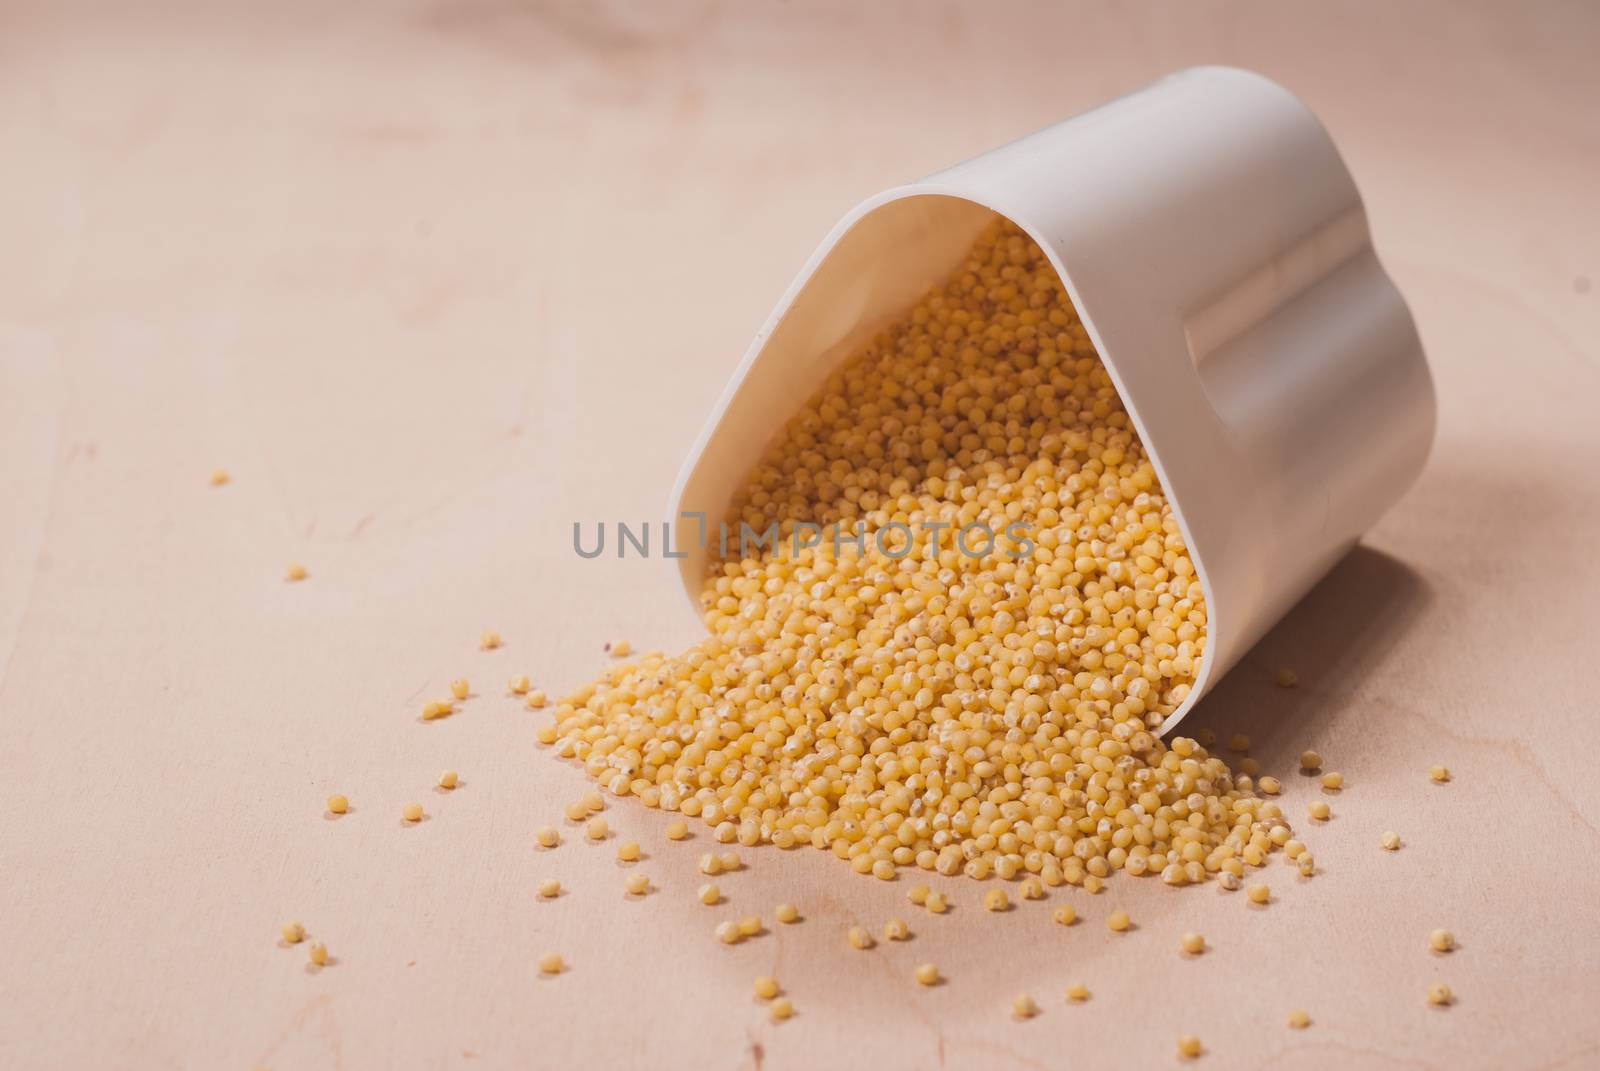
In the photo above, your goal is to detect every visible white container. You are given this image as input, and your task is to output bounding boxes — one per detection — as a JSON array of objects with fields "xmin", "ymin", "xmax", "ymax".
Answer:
[{"xmin": 668, "ymin": 66, "xmax": 1434, "ymax": 733}]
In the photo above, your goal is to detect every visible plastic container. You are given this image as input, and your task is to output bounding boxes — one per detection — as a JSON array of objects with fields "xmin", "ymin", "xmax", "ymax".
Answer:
[{"xmin": 668, "ymin": 66, "xmax": 1434, "ymax": 733}]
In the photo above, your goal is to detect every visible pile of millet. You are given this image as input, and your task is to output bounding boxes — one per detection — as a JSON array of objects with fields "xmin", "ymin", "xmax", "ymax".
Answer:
[{"xmin": 542, "ymin": 218, "xmax": 1284, "ymax": 889}]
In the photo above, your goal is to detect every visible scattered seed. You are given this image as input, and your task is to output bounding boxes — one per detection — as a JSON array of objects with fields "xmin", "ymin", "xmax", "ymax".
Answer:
[
  {"xmin": 1178, "ymin": 1035, "xmax": 1202, "ymax": 1059},
  {"xmin": 1321, "ymin": 771, "xmax": 1343, "ymax": 790},
  {"xmin": 625, "ymin": 873, "xmax": 650, "ymax": 896},
  {"xmin": 665, "ymin": 819, "xmax": 689, "ymax": 841},
  {"xmin": 769, "ymin": 997, "xmax": 793, "ymax": 1022},
  {"xmin": 449, "ymin": 678, "xmax": 469, "ymax": 701},
  {"xmin": 1429, "ymin": 929, "xmax": 1455, "ymax": 953},
  {"xmin": 526, "ymin": 690, "xmax": 548, "ymax": 709},
  {"xmin": 754, "ymin": 976, "xmax": 780, "ymax": 1001},
  {"xmin": 984, "ymin": 889, "xmax": 1010, "ymax": 912},
  {"xmin": 509, "ymin": 675, "xmax": 530, "ymax": 695},
  {"xmin": 1308, "ymin": 801, "xmax": 1330, "ymax": 821},
  {"xmin": 697, "ymin": 883, "xmax": 721, "ymax": 905},
  {"xmin": 281, "ymin": 922, "xmax": 305, "ymax": 944},
  {"xmin": 285, "ymin": 563, "xmax": 307, "ymax": 582},
  {"xmin": 1288, "ymin": 1009, "xmax": 1311, "ymax": 1029},
  {"xmin": 1381, "ymin": 831, "xmax": 1401, "ymax": 851},
  {"xmin": 479, "ymin": 630, "xmax": 501, "ymax": 650},
  {"xmin": 326, "ymin": 795, "xmax": 348, "ymax": 815},
  {"xmin": 402, "ymin": 803, "xmax": 423, "ymax": 823},
  {"xmin": 1247, "ymin": 883, "xmax": 1270, "ymax": 905},
  {"xmin": 1066, "ymin": 983, "xmax": 1090, "ymax": 1003},
  {"xmin": 1053, "ymin": 905, "xmax": 1077, "ymax": 926},
  {"xmin": 209, "ymin": 469, "xmax": 230, "ymax": 486},
  {"xmin": 1012, "ymin": 994, "xmax": 1038, "ymax": 1020},
  {"xmin": 539, "ymin": 879, "xmax": 560, "ymax": 898},
  {"xmin": 538, "ymin": 953, "xmax": 563, "ymax": 975},
  {"xmin": 1107, "ymin": 910, "xmax": 1131, "ymax": 933},
  {"xmin": 775, "ymin": 902, "xmax": 799, "ymax": 923},
  {"xmin": 536, "ymin": 826, "xmax": 560, "ymax": 848},
  {"xmin": 1227, "ymin": 734, "xmax": 1250, "ymax": 753},
  {"xmin": 1427, "ymin": 982, "xmax": 1453, "ymax": 1006},
  {"xmin": 1299, "ymin": 750, "xmax": 1322, "ymax": 772},
  {"xmin": 848, "ymin": 926, "xmax": 873, "ymax": 950},
  {"xmin": 617, "ymin": 840, "xmax": 640, "ymax": 862},
  {"xmin": 1180, "ymin": 932, "xmax": 1205, "ymax": 955},
  {"xmin": 308, "ymin": 942, "xmax": 328, "ymax": 966},
  {"xmin": 610, "ymin": 640, "xmax": 632, "ymax": 658},
  {"xmin": 1258, "ymin": 776, "xmax": 1282, "ymax": 795},
  {"xmin": 1430, "ymin": 765, "xmax": 1451, "ymax": 783},
  {"xmin": 914, "ymin": 963, "xmax": 940, "ymax": 986},
  {"xmin": 438, "ymin": 770, "xmax": 458, "ymax": 790},
  {"xmin": 586, "ymin": 817, "xmax": 608, "ymax": 840},
  {"xmin": 884, "ymin": 918, "xmax": 910, "ymax": 941},
  {"xmin": 737, "ymin": 915, "xmax": 761, "ymax": 937},
  {"xmin": 925, "ymin": 891, "xmax": 949, "ymax": 914}
]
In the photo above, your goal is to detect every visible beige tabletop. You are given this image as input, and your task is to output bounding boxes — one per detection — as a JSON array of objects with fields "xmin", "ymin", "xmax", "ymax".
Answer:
[{"xmin": 3, "ymin": 2, "xmax": 1598, "ymax": 1069}]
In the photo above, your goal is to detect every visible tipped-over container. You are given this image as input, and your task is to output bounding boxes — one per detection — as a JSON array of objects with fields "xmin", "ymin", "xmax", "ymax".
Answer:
[{"xmin": 668, "ymin": 66, "xmax": 1434, "ymax": 733}]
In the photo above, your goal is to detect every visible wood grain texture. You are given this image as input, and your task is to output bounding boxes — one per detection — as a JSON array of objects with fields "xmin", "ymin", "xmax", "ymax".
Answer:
[{"xmin": 2, "ymin": 2, "xmax": 1598, "ymax": 1068}]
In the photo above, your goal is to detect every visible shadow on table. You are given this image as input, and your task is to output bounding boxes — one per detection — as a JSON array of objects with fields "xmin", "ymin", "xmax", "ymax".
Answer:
[{"xmin": 1178, "ymin": 543, "xmax": 1434, "ymax": 772}]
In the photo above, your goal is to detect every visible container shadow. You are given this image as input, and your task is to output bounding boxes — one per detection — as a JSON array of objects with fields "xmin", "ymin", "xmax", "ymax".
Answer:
[{"xmin": 1178, "ymin": 544, "xmax": 1434, "ymax": 772}]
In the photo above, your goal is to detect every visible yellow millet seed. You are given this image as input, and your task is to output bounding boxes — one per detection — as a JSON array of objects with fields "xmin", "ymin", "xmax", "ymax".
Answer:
[
  {"xmin": 1288, "ymin": 1009, "xmax": 1311, "ymax": 1029},
  {"xmin": 1427, "ymin": 982, "xmax": 1453, "ymax": 1006},
  {"xmin": 209, "ymin": 469, "xmax": 230, "ymax": 486},
  {"xmin": 1107, "ymin": 910, "xmax": 1131, "ymax": 933},
  {"xmin": 624, "ymin": 873, "xmax": 650, "ymax": 895},
  {"xmin": 438, "ymin": 770, "xmax": 458, "ymax": 790},
  {"xmin": 1430, "ymin": 765, "xmax": 1451, "ymax": 783},
  {"xmin": 698, "ymin": 884, "xmax": 721, "ymax": 905},
  {"xmin": 1180, "ymin": 932, "xmax": 1205, "ymax": 955},
  {"xmin": 402, "ymin": 803, "xmax": 423, "ymax": 823},
  {"xmin": 908, "ymin": 884, "xmax": 930, "ymax": 906},
  {"xmin": 479, "ymin": 630, "xmax": 501, "ymax": 650},
  {"xmin": 1052, "ymin": 905, "xmax": 1077, "ymax": 926},
  {"xmin": 308, "ymin": 942, "xmax": 328, "ymax": 966},
  {"xmin": 1308, "ymin": 801, "xmax": 1330, "ymax": 821},
  {"xmin": 984, "ymin": 889, "xmax": 1010, "ymax": 913},
  {"xmin": 610, "ymin": 640, "xmax": 632, "ymax": 658},
  {"xmin": 715, "ymin": 921, "xmax": 741, "ymax": 945},
  {"xmin": 550, "ymin": 220, "xmax": 1241, "ymax": 889},
  {"xmin": 1012, "ymin": 994, "xmax": 1038, "ymax": 1020},
  {"xmin": 326, "ymin": 795, "xmax": 348, "ymax": 815},
  {"xmin": 1381, "ymin": 831, "xmax": 1402, "ymax": 851},
  {"xmin": 538, "ymin": 879, "xmax": 560, "ymax": 898},
  {"xmin": 1177, "ymin": 1035, "xmax": 1202, "ymax": 1059},
  {"xmin": 1429, "ymin": 929, "xmax": 1455, "ymax": 953},
  {"xmin": 422, "ymin": 700, "xmax": 452, "ymax": 720},
  {"xmin": 1019, "ymin": 877, "xmax": 1044, "ymax": 900},
  {"xmin": 585, "ymin": 817, "xmax": 608, "ymax": 840},
  {"xmin": 583, "ymin": 791, "xmax": 605, "ymax": 813},
  {"xmin": 914, "ymin": 963, "xmax": 940, "ymax": 986},
  {"xmin": 698, "ymin": 853, "xmax": 721, "ymax": 876},
  {"xmin": 1321, "ymin": 771, "xmax": 1343, "ymax": 790},
  {"xmin": 1247, "ymin": 883, "xmax": 1270, "ymax": 904},
  {"xmin": 769, "ymin": 997, "xmax": 793, "ymax": 1022},
  {"xmin": 1066, "ymin": 983, "xmax": 1090, "ymax": 1003},
  {"xmin": 1258, "ymin": 776, "xmax": 1282, "ymax": 795},
  {"xmin": 754, "ymin": 976, "xmax": 780, "ymax": 1001},
  {"xmin": 848, "ymin": 926, "xmax": 874, "ymax": 950},
  {"xmin": 665, "ymin": 819, "xmax": 689, "ymax": 841},
  {"xmin": 884, "ymin": 918, "xmax": 911, "ymax": 941},
  {"xmin": 736, "ymin": 915, "xmax": 761, "ymax": 937},
  {"xmin": 538, "ymin": 952, "xmax": 563, "ymax": 975},
  {"xmin": 281, "ymin": 922, "xmax": 305, "ymax": 944},
  {"xmin": 925, "ymin": 891, "xmax": 949, "ymax": 914},
  {"xmin": 775, "ymin": 902, "xmax": 799, "ymax": 923},
  {"xmin": 449, "ymin": 678, "xmax": 469, "ymax": 701},
  {"xmin": 285, "ymin": 562, "xmax": 307, "ymax": 582},
  {"xmin": 526, "ymin": 690, "xmax": 548, "ymax": 709},
  {"xmin": 509, "ymin": 675, "xmax": 530, "ymax": 695},
  {"xmin": 536, "ymin": 826, "xmax": 560, "ymax": 848},
  {"xmin": 564, "ymin": 801, "xmax": 588, "ymax": 823},
  {"xmin": 617, "ymin": 840, "xmax": 641, "ymax": 862},
  {"xmin": 1299, "ymin": 750, "xmax": 1322, "ymax": 772}
]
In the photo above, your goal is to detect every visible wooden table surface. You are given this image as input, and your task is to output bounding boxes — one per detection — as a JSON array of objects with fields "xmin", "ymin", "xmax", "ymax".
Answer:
[{"xmin": 3, "ymin": 2, "xmax": 1598, "ymax": 1068}]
